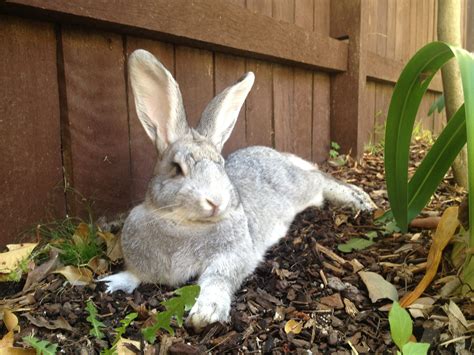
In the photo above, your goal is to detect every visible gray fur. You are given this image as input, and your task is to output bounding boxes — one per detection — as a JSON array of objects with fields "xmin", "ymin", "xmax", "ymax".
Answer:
[{"xmin": 100, "ymin": 50, "xmax": 377, "ymax": 331}]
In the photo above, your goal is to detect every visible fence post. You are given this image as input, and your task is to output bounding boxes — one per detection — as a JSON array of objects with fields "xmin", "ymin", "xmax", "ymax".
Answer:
[{"xmin": 329, "ymin": 0, "xmax": 369, "ymax": 157}]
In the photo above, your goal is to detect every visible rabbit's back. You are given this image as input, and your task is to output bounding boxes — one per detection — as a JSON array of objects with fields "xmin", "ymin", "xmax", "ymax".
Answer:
[{"xmin": 225, "ymin": 146, "xmax": 325, "ymax": 251}]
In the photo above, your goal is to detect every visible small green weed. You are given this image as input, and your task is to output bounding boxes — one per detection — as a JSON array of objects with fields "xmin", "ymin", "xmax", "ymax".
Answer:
[
  {"xmin": 37, "ymin": 217, "xmax": 104, "ymax": 266},
  {"xmin": 101, "ymin": 312, "xmax": 138, "ymax": 355},
  {"xmin": 337, "ymin": 217, "xmax": 400, "ymax": 253},
  {"xmin": 86, "ymin": 299, "xmax": 106, "ymax": 340},
  {"xmin": 389, "ymin": 302, "xmax": 430, "ymax": 355},
  {"xmin": 23, "ymin": 335, "xmax": 58, "ymax": 355},
  {"xmin": 328, "ymin": 141, "xmax": 347, "ymax": 166},
  {"xmin": 142, "ymin": 284, "xmax": 200, "ymax": 343}
]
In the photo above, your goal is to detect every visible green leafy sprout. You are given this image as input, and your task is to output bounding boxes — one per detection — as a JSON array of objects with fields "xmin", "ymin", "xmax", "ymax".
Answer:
[
  {"xmin": 101, "ymin": 312, "xmax": 138, "ymax": 355},
  {"xmin": 23, "ymin": 335, "xmax": 58, "ymax": 355},
  {"xmin": 86, "ymin": 299, "xmax": 107, "ymax": 340},
  {"xmin": 142, "ymin": 284, "xmax": 200, "ymax": 343},
  {"xmin": 389, "ymin": 302, "xmax": 430, "ymax": 355}
]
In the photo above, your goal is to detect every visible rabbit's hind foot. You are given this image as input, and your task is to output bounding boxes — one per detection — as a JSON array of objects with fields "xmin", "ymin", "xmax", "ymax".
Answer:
[{"xmin": 98, "ymin": 271, "xmax": 141, "ymax": 294}]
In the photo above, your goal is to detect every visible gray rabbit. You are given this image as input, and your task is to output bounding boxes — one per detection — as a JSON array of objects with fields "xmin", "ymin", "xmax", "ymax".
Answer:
[{"xmin": 100, "ymin": 49, "xmax": 376, "ymax": 331}]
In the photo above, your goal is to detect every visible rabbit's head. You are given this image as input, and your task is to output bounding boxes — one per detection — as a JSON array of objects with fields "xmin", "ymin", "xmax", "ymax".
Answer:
[{"xmin": 129, "ymin": 50, "xmax": 254, "ymax": 223}]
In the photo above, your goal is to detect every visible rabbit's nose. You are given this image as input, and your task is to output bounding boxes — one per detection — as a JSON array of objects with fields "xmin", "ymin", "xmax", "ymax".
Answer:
[{"xmin": 205, "ymin": 198, "xmax": 220, "ymax": 216}]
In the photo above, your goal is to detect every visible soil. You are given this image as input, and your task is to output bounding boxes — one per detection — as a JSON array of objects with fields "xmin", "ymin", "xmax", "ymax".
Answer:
[{"xmin": 1, "ymin": 138, "xmax": 472, "ymax": 354}]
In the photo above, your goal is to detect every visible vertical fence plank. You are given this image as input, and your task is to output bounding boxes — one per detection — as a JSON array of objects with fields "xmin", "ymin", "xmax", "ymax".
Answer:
[
  {"xmin": 61, "ymin": 26, "xmax": 131, "ymax": 217},
  {"xmin": 367, "ymin": 0, "xmax": 377, "ymax": 52},
  {"xmin": 125, "ymin": 37, "xmax": 174, "ymax": 204},
  {"xmin": 175, "ymin": 46, "xmax": 214, "ymax": 128},
  {"xmin": 246, "ymin": 0, "xmax": 273, "ymax": 149},
  {"xmin": 294, "ymin": 0, "xmax": 314, "ymax": 160},
  {"xmin": 330, "ymin": 0, "xmax": 369, "ymax": 157},
  {"xmin": 215, "ymin": 53, "xmax": 247, "ymax": 157},
  {"xmin": 314, "ymin": 0, "xmax": 330, "ymax": 35},
  {"xmin": 273, "ymin": 0, "xmax": 295, "ymax": 154},
  {"xmin": 245, "ymin": 59, "xmax": 273, "ymax": 148},
  {"xmin": 386, "ymin": 0, "xmax": 396, "ymax": 59},
  {"xmin": 312, "ymin": 0, "xmax": 331, "ymax": 162},
  {"xmin": 312, "ymin": 73, "xmax": 330, "ymax": 162},
  {"xmin": 0, "ymin": 16, "xmax": 65, "ymax": 245}
]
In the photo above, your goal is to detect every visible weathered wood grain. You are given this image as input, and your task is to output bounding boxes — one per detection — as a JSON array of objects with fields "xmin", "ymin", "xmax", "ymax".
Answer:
[
  {"xmin": 245, "ymin": 59, "xmax": 273, "ymax": 148},
  {"xmin": 312, "ymin": 73, "xmax": 330, "ymax": 162},
  {"xmin": 175, "ymin": 46, "xmax": 214, "ymax": 128},
  {"xmin": 2, "ymin": 0, "xmax": 348, "ymax": 72},
  {"xmin": 61, "ymin": 26, "xmax": 131, "ymax": 216},
  {"xmin": 0, "ymin": 15, "xmax": 65, "ymax": 245}
]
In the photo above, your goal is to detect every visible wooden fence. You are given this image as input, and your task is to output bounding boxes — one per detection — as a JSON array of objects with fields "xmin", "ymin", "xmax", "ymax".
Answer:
[{"xmin": 0, "ymin": 0, "xmax": 471, "ymax": 245}]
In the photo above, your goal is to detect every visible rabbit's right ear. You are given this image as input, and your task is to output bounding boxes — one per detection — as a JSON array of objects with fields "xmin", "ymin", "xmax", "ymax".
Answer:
[{"xmin": 128, "ymin": 49, "xmax": 189, "ymax": 153}]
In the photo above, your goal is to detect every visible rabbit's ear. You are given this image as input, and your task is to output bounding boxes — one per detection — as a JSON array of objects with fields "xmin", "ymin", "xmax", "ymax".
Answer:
[
  {"xmin": 129, "ymin": 49, "xmax": 189, "ymax": 153},
  {"xmin": 197, "ymin": 72, "xmax": 255, "ymax": 152}
]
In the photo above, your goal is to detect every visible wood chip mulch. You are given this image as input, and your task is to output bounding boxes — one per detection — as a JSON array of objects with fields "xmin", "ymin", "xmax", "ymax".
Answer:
[{"xmin": 1, "ymin": 138, "xmax": 472, "ymax": 354}]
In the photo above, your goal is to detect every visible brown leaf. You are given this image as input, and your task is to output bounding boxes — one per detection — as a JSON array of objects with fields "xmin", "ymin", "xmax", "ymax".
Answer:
[
  {"xmin": 358, "ymin": 271, "xmax": 398, "ymax": 303},
  {"xmin": 54, "ymin": 265, "xmax": 93, "ymax": 286},
  {"xmin": 98, "ymin": 231, "xmax": 123, "ymax": 262},
  {"xmin": 0, "ymin": 330, "xmax": 14, "ymax": 348},
  {"xmin": 0, "ymin": 243, "xmax": 37, "ymax": 274},
  {"xmin": 2, "ymin": 309, "xmax": 19, "ymax": 332},
  {"xmin": 87, "ymin": 256, "xmax": 109, "ymax": 275},
  {"xmin": 116, "ymin": 338, "xmax": 141, "ymax": 354},
  {"xmin": 400, "ymin": 207, "xmax": 459, "ymax": 307},
  {"xmin": 22, "ymin": 313, "xmax": 74, "ymax": 332},
  {"xmin": 23, "ymin": 249, "xmax": 60, "ymax": 291},
  {"xmin": 284, "ymin": 319, "xmax": 302, "ymax": 334}
]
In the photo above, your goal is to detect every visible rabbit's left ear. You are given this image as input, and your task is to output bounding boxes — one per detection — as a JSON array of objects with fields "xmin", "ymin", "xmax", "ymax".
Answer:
[{"xmin": 197, "ymin": 72, "xmax": 255, "ymax": 152}]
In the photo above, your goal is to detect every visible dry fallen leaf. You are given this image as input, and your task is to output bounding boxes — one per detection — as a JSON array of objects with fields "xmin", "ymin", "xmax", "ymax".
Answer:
[
  {"xmin": 98, "ymin": 231, "xmax": 123, "ymax": 262},
  {"xmin": 54, "ymin": 265, "xmax": 93, "ymax": 286},
  {"xmin": 0, "ymin": 243, "xmax": 37, "ymax": 274},
  {"xmin": 1, "ymin": 309, "xmax": 19, "ymax": 332},
  {"xmin": 0, "ymin": 329, "xmax": 34, "ymax": 354},
  {"xmin": 22, "ymin": 313, "xmax": 74, "ymax": 332},
  {"xmin": 88, "ymin": 256, "xmax": 109, "ymax": 275},
  {"xmin": 400, "ymin": 207, "xmax": 459, "ymax": 307},
  {"xmin": 0, "ymin": 330, "xmax": 14, "ymax": 348},
  {"xmin": 116, "ymin": 338, "xmax": 141, "ymax": 354},
  {"xmin": 358, "ymin": 271, "xmax": 398, "ymax": 303},
  {"xmin": 284, "ymin": 319, "xmax": 302, "ymax": 334},
  {"xmin": 23, "ymin": 249, "xmax": 60, "ymax": 291}
]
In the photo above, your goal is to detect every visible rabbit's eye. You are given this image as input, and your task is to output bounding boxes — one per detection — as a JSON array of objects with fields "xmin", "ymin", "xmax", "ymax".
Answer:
[{"xmin": 171, "ymin": 162, "xmax": 183, "ymax": 176}]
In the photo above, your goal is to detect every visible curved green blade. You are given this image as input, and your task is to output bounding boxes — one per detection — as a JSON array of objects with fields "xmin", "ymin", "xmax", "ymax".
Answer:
[{"xmin": 384, "ymin": 42, "xmax": 474, "ymax": 241}]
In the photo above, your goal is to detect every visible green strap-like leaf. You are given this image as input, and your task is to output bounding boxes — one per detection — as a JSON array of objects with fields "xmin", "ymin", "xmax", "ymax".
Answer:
[{"xmin": 384, "ymin": 42, "xmax": 474, "ymax": 244}]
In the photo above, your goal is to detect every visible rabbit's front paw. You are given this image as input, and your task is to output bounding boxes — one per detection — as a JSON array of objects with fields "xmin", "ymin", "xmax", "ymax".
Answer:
[
  {"xmin": 98, "ymin": 271, "xmax": 140, "ymax": 293},
  {"xmin": 186, "ymin": 292, "xmax": 231, "ymax": 331}
]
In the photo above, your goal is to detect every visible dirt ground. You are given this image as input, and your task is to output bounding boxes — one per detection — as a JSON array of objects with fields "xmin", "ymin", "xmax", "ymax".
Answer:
[{"xmin": 1, "ymin": 138, "xmax": 472, "ymax": 354}]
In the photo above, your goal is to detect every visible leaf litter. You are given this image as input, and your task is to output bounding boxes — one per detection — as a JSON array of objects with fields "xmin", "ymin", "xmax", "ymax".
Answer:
[{"xmin": 0, "ymin": 137, "xmax": 472, "ymax": 353}]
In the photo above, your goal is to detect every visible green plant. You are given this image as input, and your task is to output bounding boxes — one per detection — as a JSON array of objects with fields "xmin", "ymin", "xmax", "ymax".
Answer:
[
  {"xmin": 328, "ymin": 141, "xmax": 347, "ymax": 166},
  {"xmin": 102, "ymin": 312, "xmax": 138, "ymax": 355},
  {"xmin": 329, "ymin": 141, "xmax": 341, "ymax": 159},
  {"xmin": 86, "ymin": 300, "xmax": 106, "ymax": 340},
  {"xmin": 383, "ymin": 41, "xmax": 474, "ymax": 291},
  {"xmin": 428, "ymin": 94, "xmax": 445, "ymax": 116},
  {"xmin": 389, "ymin": 302, "xmax": 430, "ymax": 355},
  {"xmin": 23, "ymin": 335, "xmax": 58, "ymax": 355},
  {"xmin": 142, "ymin": 285, "xmax": 200, "ymax": 343},
  {"xmin": 38, "ymin": 218, "xmax": 104, "ymax": 266}
]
